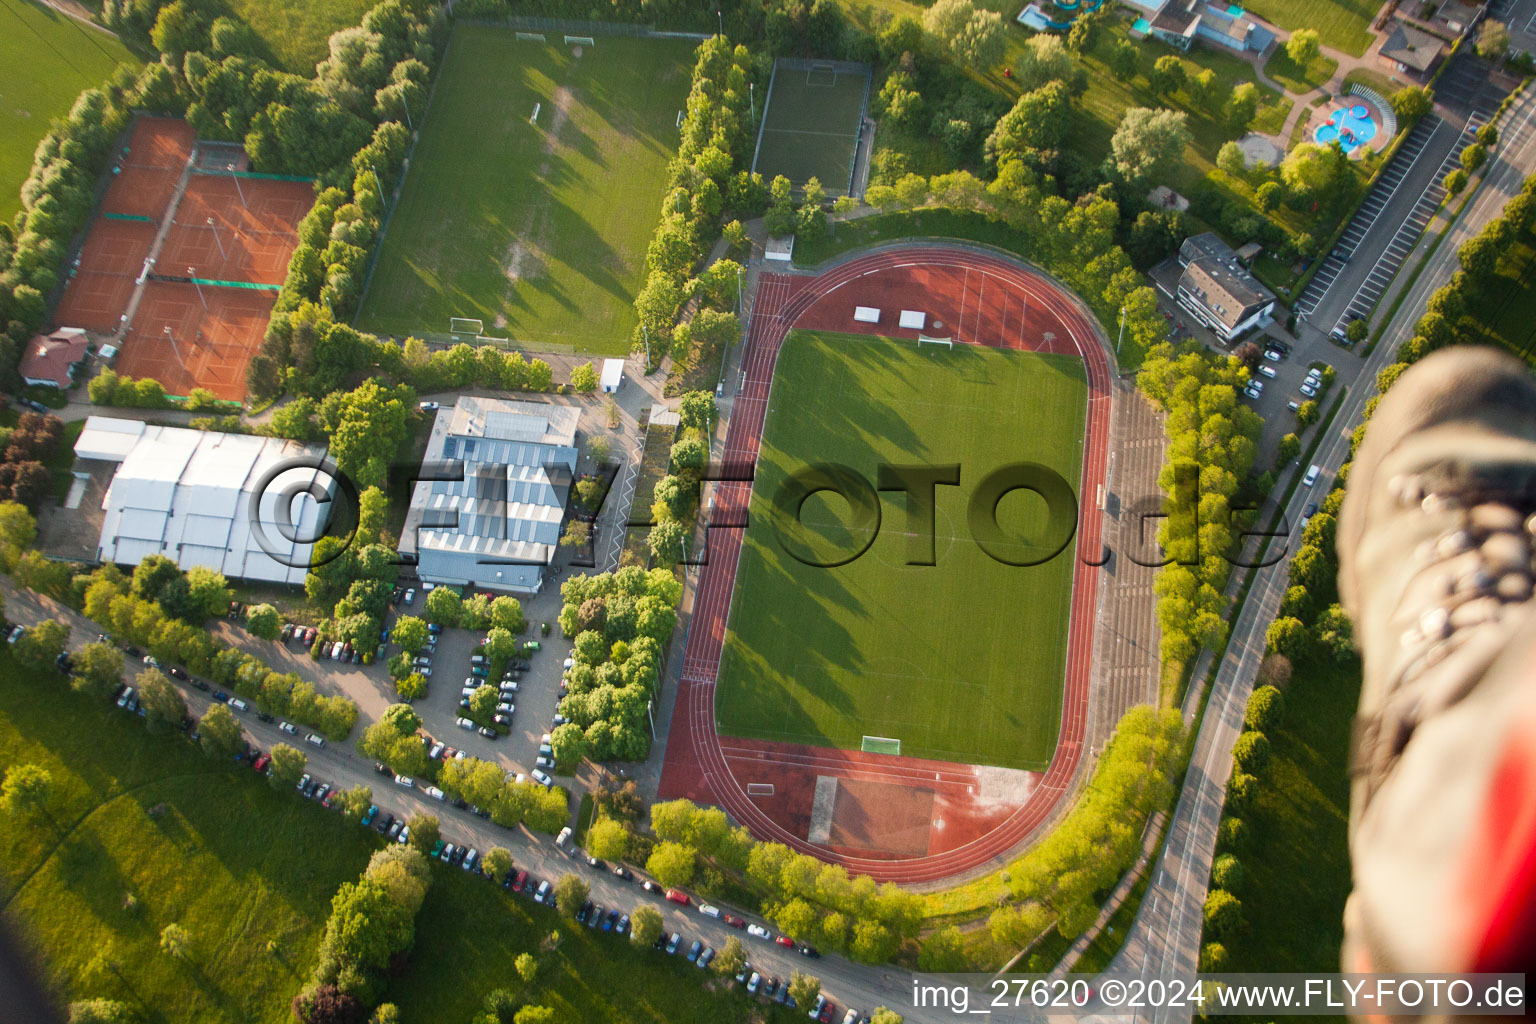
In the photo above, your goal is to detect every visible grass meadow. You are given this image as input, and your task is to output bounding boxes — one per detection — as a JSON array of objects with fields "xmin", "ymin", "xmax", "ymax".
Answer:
[
  {"xmin": 715, "ymin": 331, "xmax": 1087, "ymax": 770},
  {"xmin": 219, "ymin": 0, "xmax": 373, "ymax": 75},
  {"xmin": 0, "ymin": 653, "xmax": 804, "ymax": 1023},
  {"xmin": 357, "ymin": 27, "xmax": 693, "ymax": 355},
  {"xmin": 0, "ymin": 2, "xmax": 139, "ymax": 223}
]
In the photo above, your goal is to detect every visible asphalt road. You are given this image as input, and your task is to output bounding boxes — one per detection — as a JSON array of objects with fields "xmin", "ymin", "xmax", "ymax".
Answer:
[
  {"xmin": 0, "ymin": 578, "xmax": 941, "ymax": 1023},
  {"xmin": 1105, "ymin": 80, "xmax": 1536, "ymax": 1020}
]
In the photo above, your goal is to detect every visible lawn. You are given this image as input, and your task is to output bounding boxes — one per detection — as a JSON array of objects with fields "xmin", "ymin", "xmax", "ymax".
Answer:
[
  {"xmin": 1216, "ymin": 652, "xmax": 1358, "ymax": 976},
  {"xmin": 714, "ymin": 331, "xmax": 1087, "ymax": 770},
  {"xmin": 0, "ymin": 654, "xmax": 806, "ymax": 1023},
  {"xmin": 1263, "ymin": 47, "xmax": 1340, "ymax": 95},
  {"xmin": 1237, "ymin": 0, "xmax": 1377, "ymax": 56},
  {"xmin": 357, "ymin": 27, "xmax": 694, "ymax": 355},
  {"xmin": 219, "ymin": 0, "xmax": 371, "ymax": 74},
  {"xmin": 0, "ymin": 1, "xmax": 139, "ymax": 223}
]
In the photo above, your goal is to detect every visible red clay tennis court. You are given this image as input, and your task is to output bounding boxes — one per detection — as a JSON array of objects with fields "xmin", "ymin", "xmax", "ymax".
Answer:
[
  {"xmin": 158, "ymin": 174, "xmax": 311, "ymax": 286},
  {"xmin": 101, "ymin": 117, "xmax": 194, "ymax": 221},
  {"xmin": 53, "ymin": 218, "xmax": 156, "ymax": 333},
  {"xmin": 118, "ymin": 280, "xmax": 275, "ymax": 401}
]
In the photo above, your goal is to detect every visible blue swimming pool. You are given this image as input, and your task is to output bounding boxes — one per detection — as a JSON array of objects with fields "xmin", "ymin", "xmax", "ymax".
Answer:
[
  {"xmin": 1314, "ymin": 103, "xmax": 1377, "ymax": 154},
  {"xmin": 1132, "ymin": 15, "xmax": 1151, "ymax": 30}
]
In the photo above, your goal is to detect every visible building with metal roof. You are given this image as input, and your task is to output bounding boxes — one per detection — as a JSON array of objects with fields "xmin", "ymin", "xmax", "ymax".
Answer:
[
  {"xmin": 403, "ymin": 397, "xmax": 579, "ymax": 594},
  {"xmin": 78, "ymin": 416, "xmax": 333, "ymax": 585}
]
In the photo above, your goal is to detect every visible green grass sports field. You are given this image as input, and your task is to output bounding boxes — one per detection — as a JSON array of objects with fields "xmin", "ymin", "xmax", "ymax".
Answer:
[
  {"xmin": 715, "ymin": 332, "xmax": 1087, "ymax": 771},
  {"xmin": 357, "ymin": 28, "xmax": 693, "ymax": 354},
  {"xmin": 752, "ymin": 60, "xmax": 868, "ymax": 194},
  {"xmin": 0, "ymin": 2, "xmax": 139, "ymax": 223}
]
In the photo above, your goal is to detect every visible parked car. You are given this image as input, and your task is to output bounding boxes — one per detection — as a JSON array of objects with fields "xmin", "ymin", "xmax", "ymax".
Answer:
[
  {"xmin": 279, "ymin": 721, "xmax": 298, "ymax": 734},
  {"xmin": 511, "ymin": 870, "xmax": 528, "ymax": 892},
  {"xmin": 386, "ymin": 819, "xmax": 403, "ymax": 840},
  {"xmin": 642, "ymin": 880, "xmax": 661, "ymax": 894},
  {"xmin": 361, "ymin": 805, "xmax": 378, "ymax": 827},
  {"xmin": 252, "ymin": 753, "xmax": 270, "ymax": 773},
  {"xmin": 375, "ymin": 813, "xmax": 395, "ymax": 835},
  {"xmin": 534, "ymin": 880, "xmax": 551, "ymax": 904},
  {"xmin": 798, "ymin": 945, "xmax": 821, "ymax": 958},
  {"xmin": 696, "ymin": 947, "xmax": 714, "ymax": 970},
  {"xmin": 531, "ymin": 769, "xmax": 553, "ymax": 788},
  {"xmin": 698, "ymin": 903, "xmax": 721, "ymax": 919},
  {"xmin": 612, "ymin": 865, "xmax": 633, "ymax": 881},
  {"xmin": 313, "ymin": 783, "xmax": 331, "ymax": 803},
  {"xmin": 747, "ymin": 972, "xmax": 761, "ymax": 995},
  {"xmin": 456, "ymin": 716, "xmax": 475, "ymax": 731},
  {"xmin": 747, "ymin": 923, "xmax": 771, "ymax": 940},
  {"xmin": 394, "ymin": 773, "xmax": 414, "ymax": 787},
  {"xmin": 305, "ymin": 733, "xmax": 326, "ymax": 748},
  {"xmin": 425, "ymin": 785, "xmax": 446, "ymax": 801},
  {"xmin": 686, "ymin": 940, "xmax": 702, "ymax": 963},
  {"xmin": 227, "ymin": 696, "xmax": 248, "ymax": 711},
  {"xmin": 774, "ymin": 935, "xmax": 795, "ymax": 948},
  {"xmin": 403, "ymin": 589, "xmax": 415, "ymax": 604},
  {"xmin": 295, "ymin": 772, "xmax": 311, "ymax": 793},
  {"xmin": 477, "ymin": 726, "xmax": 497, "ymax": 739},
  {"xmin": 1258, "ymin": 364, "xmax": 1276, "ymax": 378},
  {"xmin": 462, "ymin": 848, "xmax": 479, "ymax": 872},
  {"xmin": 665, "ymin": 889, "xmax": 690, "ymax": 906}
]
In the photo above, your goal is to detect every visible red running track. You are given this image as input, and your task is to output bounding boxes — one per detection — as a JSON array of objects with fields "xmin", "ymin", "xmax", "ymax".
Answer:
[{"xmin": 655, "ymin": 245, "xmax": 1114, "ymax": 883}]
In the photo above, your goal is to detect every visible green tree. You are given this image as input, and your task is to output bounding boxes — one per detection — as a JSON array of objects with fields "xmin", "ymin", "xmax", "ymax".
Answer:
[
  {"xmin": 985, "ymin": 81, "xmax": 1071, "ymax": 162},
  {"xmin": 1285, "ymin": 28, "xmax": 1320, "ymax": 67},
  {"xmin": 513, "ymin": 1008, "xmax": 555, "ymax": 1024},
  {"xmin": 1276, "ymin": 433, "xmax": 1300, "ymax": 464},
  {"xmin": 14, "ymin": 619, "xmax": 69, "ymax": 672},
  {"xmin": 1391, "ymin": 85, "xmax": 1432, "ymax": 122},
  {"xmin": 1203, "ymin": 889, "xmax": 1242, "ymax": 936},
  {"xmin": 629, "ymin": 902, "xmax": 663, "ymax": 946},
  {"xmin": 1217, "ymin": 140, "xmax": 1246, "ymax": 178},
  {"xmin": 72, "ymin": 642, "xmax": 124, "ymax": 699},
  {"xmin": 1445, "ymin": 168, "xmax": 1469, "ymax": 196},
  {"xmin": 923, "ymin": 0, "xmax": 1006, "ymax": 69},
  {"xmin": 1, "ymin": 764, "xmax": 57, "ymax": 830},
  {"xmin": 1212, "ymin": 853, "xmax": 1245, "ymax": 892},
  {"xmin": 1476, "ymin": 18, "xmax": 1511, "ymax": 60},
  {"xmin": 554, "ymin": 873, "xmax": 590, "ymax": 917},
  {"xmin": 138, "ymin": 668, "xmax": 186, "ymax": 733},
  {"xmin": 515, "ymin": 952, "xmax": 538, "ymax": 984},
  {"xmin": 1255, "ymin": 181, "xmax": 1282, "ymax": 212},
  {"xmin": 336, "ymin": 784, "xmax": 372, "ymax": 821},
  {"xmin": 585, "ymin": 816, "xmax": 630, "ymax": 862},
  {"xmin": 646, "ymin": 841, "xmax": 696, "ymax": 888},
  {"xmin": 396, "ymin": 673, "xmax": 427, "ymax": 701},
  {"xmin": 425, "ymin": 586, "xmax": 462, "ymax": 626},
  {"xmin": 1282, "ymin": 142, "xmax": 1349, "ymax": 205},
  {"xmin": 268, "ymin": 743, "xmax": 307, "ymax": 789},
  {"xmin": 1232, "ymin": 730, "xmax": 1272, "ymax": 775},
  {"xmin": 1461, "ymin": 142, "xmax": 1487, "ymax": 173},
  {"xmin": 678, "ymin": 391, "xmax": 717, "ymax": 430},
  {"xmin": 158, "ymin": 922, "xmax": 192, "ymax": 960},
  {"xmin": 483, "ymin": 847, "xmax": 513, "ymax": 881},
  {"xmin": 551, "ymin": 722, "xmax": 587, "ymax": 771},
  {"xmin": 1111, "ymin": 108, "xmax": 1192, "ymax": 187},
  {"xmin": 1227, "ymin": 81, "xmax": 1259, "ymax": 131},
  {"xmin": 490, "ymin": 596, "xmax": 525, "ymax": 634},
  {"xmin": 570, "ymin": 362, "xmax": 598, "ymax": 392},
  {"xmin": 197, "ymin": 703, "xmax": 243, "ymax": 759},
  {"xmin": 469, "ymin": 684, "xmax": 500, "ymax": 723},
  {"xmin": 1244, "ymin": 685, "xmax": 1285, "ymax": 732},
  {"xmin": 870, "ymin": 1010, "xmax": 904, "ymax": 1024},
  {"xmin": 648, "ymin": 520, "xmax": 687, "ymax": 566},
  {"xmin": 1109, "ymin": 39, "xmax": 1139, "ymax": 81},
  {"xmin": 406, "ymin": 813, "xmax": 440, "ymax": 856},
  {"xmin": 1265, "ymin": 615, "xmax": 1312, "ymax": 660},
  {"xmin": 1150, "ymin": 55, "xmax": 1185, "ymax": 96},
  {"xmin": 0, "ymin": 501, "xmax": 38, "ymax": 569},
  {"xmin": 244, "ymin": 603, "xmax": 280, "ymax": 640},
  {"xmin": 392, "ymin": 615, "xmax": 428, "ymax": 653},
  {"xmin": 712, "ymin": 935, "xmax": 745, "ymax": 977},
  {"xmin": 788, "ymin": 972, "xmax": 822, "ymax": 1006}
]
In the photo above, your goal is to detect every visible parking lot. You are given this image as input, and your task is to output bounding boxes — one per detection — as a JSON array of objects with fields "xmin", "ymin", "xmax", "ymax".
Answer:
[{"xmin": 381, "ymin": 584, "xmax": 571, "ymax": 778}]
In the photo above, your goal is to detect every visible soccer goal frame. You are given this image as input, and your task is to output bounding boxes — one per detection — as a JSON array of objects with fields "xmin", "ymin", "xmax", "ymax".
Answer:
[
  {"xmin": 564, "ymin": 35, "xmax": 595, "ymax": 46},
  {"xmin": 917, "ymin": 334, "xmax": 954, "ymax": 351},
  {"xmin": 861, "ymin": 735, "xmax": 901, "ymax": 755},
  {"xmin": 449, "ymin": 317, "xmax": 484, "ymax": 335},
  {"xmin": 514, "ymin": 32, "xmax": 546, "ymax": 42}
]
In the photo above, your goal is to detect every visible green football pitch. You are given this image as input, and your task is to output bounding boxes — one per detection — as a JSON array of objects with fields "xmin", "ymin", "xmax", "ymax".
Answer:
[
  {"xmin": 357, "ymin": 28, "xmax": 693, "ymax": 353},
  {"xmin": 715, "ymin": 331, "xmax": 1088, "ymax": 771},
  {"xmin": 751, "ymin": 60, "xmax": 868, "ymax": 194}
]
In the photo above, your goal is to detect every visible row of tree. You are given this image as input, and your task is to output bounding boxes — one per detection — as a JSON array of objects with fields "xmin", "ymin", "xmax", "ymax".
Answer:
[
  {"xmin": 646, "ymin": 390, "xmax": 716, "ymax": 566},
  {"xmin": 633, "ymin": 36, "xmax": 760, "ymax": 360},
  {"xmin": 554, "ymin": 566, "xmax": 681, "ymax": 761},
  {"xmin": 982, "ymin": 705, "xmax": 1185, "ymax": 969},
  {"xmin": 1200, "ymin": 679, "xmax": 1288, "ymax": 968},
  {"xmin": 1136, "ymin": 342, "xmax": 1266, "ymax": 671},
  {"xmin": 293, "ymin": 845, "xmax": 434, "ymax": 1022}
]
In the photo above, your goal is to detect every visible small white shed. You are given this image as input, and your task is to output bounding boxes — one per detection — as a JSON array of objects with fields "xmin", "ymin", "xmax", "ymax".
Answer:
[{"xmin": 600, "ymin": 359, "xmax": 625, "ymax": 393}]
